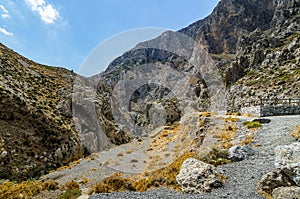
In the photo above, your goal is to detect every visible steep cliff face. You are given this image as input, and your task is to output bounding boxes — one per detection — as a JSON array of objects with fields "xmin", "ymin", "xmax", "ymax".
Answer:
[
  {"xmin": 196, "ymin": 0, "xmax": 274, "ymax": 54},
  {"xmin": 0, "ymin": 44, "xmax": 84, "ymax": 181},
  {"xmin": 226, "ymin": 0, "xmax": 300, "ymax": 108}
]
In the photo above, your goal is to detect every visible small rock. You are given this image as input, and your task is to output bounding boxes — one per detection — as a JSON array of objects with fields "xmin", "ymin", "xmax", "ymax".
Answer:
[
  {"xmin": 228, "ymin": 145, "xmax": 255, "ymax": 162},
  {"xmin": 176, "ymin": 158, "xmax": 223, "ymax": 194},
  {"xmin": 272, "ymin": 186, "xmax": 300, "ymax": 199},
  {"xmin": 1, "ymin": 150, "xmax": 8, "ymax": 158}
]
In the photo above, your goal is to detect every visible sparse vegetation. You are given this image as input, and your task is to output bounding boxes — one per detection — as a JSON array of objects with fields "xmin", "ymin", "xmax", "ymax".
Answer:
[
  {"xmin": 199, "ymin": 112, "xmax": 212, "ymax": 117},
  {"xmin": 196, "ymin": 148, "xmax": 231, "ymax": 166},
  {"xmin": 58, "ymin": 181, "xmax": 82, "ymax": 199},
  {"xmin": 64, "ymin": 181, "xmax": 80, "ymax": 190},
  {"xmin": 291, "ymin": 125, "xmax": 300, "ymax": 138},
  {"xmin": 93, "ymin": 173, "xmax": 136, "ymax": 193},
  {"xmin": 243, "ymin": 121, "xmax": 262, "ymax": 129},
  {"xmin": 224, "ymin": 117, "xmax": 239, "ymax": 122},
  {"xmin": 58, "ymin": 189, "xmax": 82, "ymax": 199},
  {"xmin": 216, "ymin": 124, "xmax": 238, "ymax": 149},
  {"xmin": 89, "ymin": 151, "xmax": 196, "ymax": 194},
  {"xmin": 239, "ymin": 134, "xmax": 255, "ymax": 145},
  {"xmin": 0, "ymin": 180, "xmax": 59, "ymax": 199}
]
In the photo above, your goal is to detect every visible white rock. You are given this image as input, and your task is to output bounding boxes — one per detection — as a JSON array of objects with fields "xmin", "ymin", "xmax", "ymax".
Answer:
[
  {"xmin": 228, "ymin": 145, "xmax": 255, "ymax": 162},
  {"xmin": 275, "ymin": 142, "xmax": 300, "ymax": 186},
  {"xmin": 176, "ymin": 158, "xmax": 223, "ymax": 193},
  {"xmin": 1, "ymin": 150, "xmax": 8, "ymax": 158}
]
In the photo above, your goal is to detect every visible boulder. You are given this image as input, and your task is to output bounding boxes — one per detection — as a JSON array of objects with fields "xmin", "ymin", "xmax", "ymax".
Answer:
[
  {"xmin": 272, "ymin": 186, "xmax": 300, "ymax": 199},
  {"xmin": 176, "ymin": 158, "xmax": 223, "ymax": 193},
  {"xmin": 252, "ymin": 118, "xmax": 271, "ymax": 124},
  {"xmin": 275, "ymin": 142, "xmax": 300, "ymax": 185},
  {"xmin": 228, "ymin": 145, "xmax": 255, "ymax": 162},
  {"xmin": 257, "ymin": 170, "xmax": 296, "ymax": 196}
]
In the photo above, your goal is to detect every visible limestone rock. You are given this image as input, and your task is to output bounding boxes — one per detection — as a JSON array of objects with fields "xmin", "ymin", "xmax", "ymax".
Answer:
[
  {"xmin": 257, "ymin": 170, "xmax": 296, "ymax": 196},
  {"xmin": 176, "ymin": 158, "xmax": 223, "ymax": 193},
  {"xmin": 275, "ymin": 142, "xmax": 300, "ymax": 185},
  {"xmin": 272, "ymin": 186, "xmax": 300, "ymax": 199},
  {"xmin": 228, "ymin": 145, "xmax": 255, "ymax": 162}
]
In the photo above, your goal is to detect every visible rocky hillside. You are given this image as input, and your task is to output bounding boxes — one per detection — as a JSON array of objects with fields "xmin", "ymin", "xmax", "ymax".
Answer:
[
  {"xmin": 0, "ymin": 44, "xmax": 84, "ymax": 181},
  {"xmin": 226, "ymin": 0, "xmax": 300, "ymax": 108}
]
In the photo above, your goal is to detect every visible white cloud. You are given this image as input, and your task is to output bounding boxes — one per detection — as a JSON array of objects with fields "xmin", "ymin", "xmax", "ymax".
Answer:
[
  {"xmin": 0, "ymin": 4, "xmax": 11, "ymax": 19},
  {"xmin": 25, "ymin": 0, "xmax": 59, "ymax": 24},
  {"xmin": 0, "ymin": 27, "xmax": 14, "ymax": 36}
]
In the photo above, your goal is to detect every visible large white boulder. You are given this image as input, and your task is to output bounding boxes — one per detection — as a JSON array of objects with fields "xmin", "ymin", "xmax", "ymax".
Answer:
[
  {"xmin": 176, "ymin": 158, "xmax": 223, "ymax": 193},
  {"xmin": 275, "ymin": 142, "xmax": 300, "ymax": 186}
]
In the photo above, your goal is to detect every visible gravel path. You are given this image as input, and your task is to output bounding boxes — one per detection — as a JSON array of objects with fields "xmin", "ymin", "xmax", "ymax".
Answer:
[{"xmin": 89, "ymin": 115, "xmax": 300, "ymax": 199}]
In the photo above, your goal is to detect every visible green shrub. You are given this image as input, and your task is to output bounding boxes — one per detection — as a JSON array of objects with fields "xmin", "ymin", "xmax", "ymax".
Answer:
[
  {"xmin": 243, "ymin": 121, "xmax": 262, "ymax": 129},
  {"xmin": 58, "ymin": 189, "xmax": 82, "ymax": 199}
]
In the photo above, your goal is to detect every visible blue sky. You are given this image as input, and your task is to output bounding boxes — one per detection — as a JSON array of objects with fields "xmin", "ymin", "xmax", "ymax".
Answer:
[{"xmin": 0, "ymin": 0, "xmax": 219, "ymax": 75}]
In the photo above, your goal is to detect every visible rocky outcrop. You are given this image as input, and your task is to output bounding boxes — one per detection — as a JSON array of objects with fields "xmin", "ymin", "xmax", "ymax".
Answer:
[
  {"xmin": 176, "ymin": 158, "xmax": 223, "ymax": 193},
  {"xmin": 275, "ymin": 142, "xmax": 300, "ymax": 186},
  {"xmin": 257, "ymin": 142, "xmax": 300, "ymax": 198},
  {"xmin": 227, "ymin": 145, "xmax": 255, "ymax": 162},
  {"xmin": 196, "ymin": 0, "xmax": 274, "ymax": 54},
  {"xmin": 257, "ymin": 170, "xmax": 296, "ymax": 197},
  {"xmin": 226, "ymin": 0, "xmax": 300, "ymax": 109},
  {"xmin": 272, "ymin": 186, "xmax": 300, "ymax": 199}
]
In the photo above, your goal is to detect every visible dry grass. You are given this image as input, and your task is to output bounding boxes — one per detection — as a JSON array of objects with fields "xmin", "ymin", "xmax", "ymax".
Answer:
[
  {"xmin": 59, "ymin": 189, "xmax": 82, "ymax": 199},
  {"xmin": 291, "ymin": 125, "xmax": 300, "ymax": 138},
  {"xmin": 56, "ymin": 165, "xmax": 72, "ymax": 171},
  {"xmin": 224, "ymin": 117, "xmax": 239, "ymax": 123},
  {"xmin": 217, "ymin": 173, "xmax": 227, "ymax": 183},
  {"xmin": 223, "ymin": 124, "xmax": 238, "ymax": 132},
  {"xmin": 0, "ymin": 180, "xmax": 59, "ymax": 199},
  {"xmin": 134, "ymin": 151, "xmax": 195, "ymax": 192},
  {"xmin": 216, "ymin": 124, "xmax": 237, "ymax": 149},
  {"xmin": 239, "ymin": 134, "xmax": 254, "ymax": 145},
  {"xmin": 64, "ymin": 181, "xmax": 79, "ymax": 190},
  {"xmin": 258, "ymin": 188, "xmax": 273, "ymax": 199},
  {"xmin": 93, "ymin": 173, "xmax": 136, "ymax": 193},
  {"xmin": 226, "ymin": 112, "xmax": 241, "ymax": 116},
  {"xmin": 90, "ymin": 151, "xmax": 195, "ymax": 194},
  {"xmin": 199, "ymin": 112, "xmax": 212, "ymax": 117},
  {"xmin": 196, "ymin": 148, "xmax": 231, "ymax": 166}
]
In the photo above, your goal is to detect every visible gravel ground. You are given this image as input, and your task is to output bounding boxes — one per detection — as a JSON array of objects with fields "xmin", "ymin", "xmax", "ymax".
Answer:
[{"xmin": 89, "ymin": 115, "xmax": 300, "ymax": 199}]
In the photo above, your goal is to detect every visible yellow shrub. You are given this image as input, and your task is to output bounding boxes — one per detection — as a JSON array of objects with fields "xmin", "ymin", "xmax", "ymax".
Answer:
[
  {"xmin": 93, "ymin": 173, "xmax": 136, "ymax": 193},
  {"xmin": 64, "ymin": 181, "xmax": 79, "ymax": 190},
  {"xmin": 134, "ymin": 151, "xmax": 195, "ymax": 192},
  {"xmin": 239, "ymin": 134, "xmax": 254, "ymax": 145},
  {"xmin": 199, "ymin": 112, "xmax": 212, "ymax": 117},
  {"xmin": 291, "ymin": 125, "xmax": 300, "ymax": 138},
  {"xmin": 0, "ymin": 179, "xmax": 59, "ymax": 199},
  {"xmin": 224, "ymin": 117, "xmax": 239, "ymax": 123},
  {"xmin": 42, "ymin": 180, "xmax": 59, "ymax": 190}
]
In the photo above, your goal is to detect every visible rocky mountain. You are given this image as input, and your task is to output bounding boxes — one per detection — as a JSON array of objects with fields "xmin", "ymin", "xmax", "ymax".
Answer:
[
  {"xmin": 0, "ymin": 1, "xmax": 299, "ymax": 198},
  {"xmin": 77, "ymin": 0, "xmax": 300, "ymax": 153}
]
